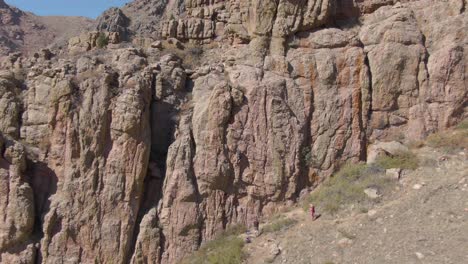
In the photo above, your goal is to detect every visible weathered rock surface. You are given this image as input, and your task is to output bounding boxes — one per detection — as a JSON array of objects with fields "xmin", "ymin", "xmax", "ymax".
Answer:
[
  {"xmin": 0, "ymin": 0, "xmax": 467, "ymax": 263},
  {"xmin": 96, "ymin": 8, "xmax": 130, "ymax": 39},
  {"xmin": 67, "ymin": 31, "xmax": 121, "ymax": 53},
  {"xmin": 0, "ymin": 135, "xmax": 35, "ymax": 264}
]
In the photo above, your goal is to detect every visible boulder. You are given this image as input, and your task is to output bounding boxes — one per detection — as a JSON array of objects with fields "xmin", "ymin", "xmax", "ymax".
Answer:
[
  {"xmin": 386, "ymin": 168, "xmax": 402, "ymax": 180},
  {"xmin": 151, "ymin": 40, "xmax": 163, "ymax": 49},
  {"xmin": 367, "ymin": 141, "xmax": 409, "ymax": 164},
  {"xmin": 364, "ymin": 188, "xmax": 381, "ymax": 199},
  {"xmin": 95, "ymin": 7, "xmax": 129, "ymax": 39}
]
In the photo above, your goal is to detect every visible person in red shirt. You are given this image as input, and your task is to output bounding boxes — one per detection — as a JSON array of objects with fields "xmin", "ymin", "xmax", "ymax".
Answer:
[{"xmin": 309, "ymin": 204, "xmax": 319, "ymax": 220}]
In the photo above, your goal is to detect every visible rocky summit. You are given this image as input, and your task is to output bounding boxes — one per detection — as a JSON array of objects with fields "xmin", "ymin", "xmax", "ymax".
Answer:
[{"xmin": 0, "ymin": 0, "xmax": 467, "ymax": 263}]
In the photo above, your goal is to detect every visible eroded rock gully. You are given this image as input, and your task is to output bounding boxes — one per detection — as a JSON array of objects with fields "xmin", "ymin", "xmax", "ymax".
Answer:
[{"xmin": 0, "ymin": 0, "xmax": 467, "ymax": 263}]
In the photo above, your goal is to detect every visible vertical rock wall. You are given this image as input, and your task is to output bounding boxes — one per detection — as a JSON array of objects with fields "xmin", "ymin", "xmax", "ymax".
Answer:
[{"xmin": 0, "ymin": 0, "xmax": 467, "ymax": 263}]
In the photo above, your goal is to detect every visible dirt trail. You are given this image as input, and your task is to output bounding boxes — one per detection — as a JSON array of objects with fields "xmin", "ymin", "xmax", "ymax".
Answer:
[{"xmin": 244, "ymin": 148, "xmax": 468, "ymax": 264}]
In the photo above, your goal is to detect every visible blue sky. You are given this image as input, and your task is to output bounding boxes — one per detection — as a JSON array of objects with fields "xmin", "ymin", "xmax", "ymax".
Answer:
[{"xmin": 5, "ymin": 0, "xmax": 131, "ymax": 18}]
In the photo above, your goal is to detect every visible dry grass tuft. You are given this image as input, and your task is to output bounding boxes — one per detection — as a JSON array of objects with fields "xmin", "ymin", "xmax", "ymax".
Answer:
[
  {"xmin": 304, "ymin": 163, "xmax": 393, "ymax": 214},
  {"xmin": 262, "ymin": 216, "xmax": 298, "ymax": 233},
  {"xmin": 375, "ymin": 151, "xmax": 419, "ymax": 170},
  {"xmin": 180, "ymin": 224, "xmax": 247, "ymax": 264}
]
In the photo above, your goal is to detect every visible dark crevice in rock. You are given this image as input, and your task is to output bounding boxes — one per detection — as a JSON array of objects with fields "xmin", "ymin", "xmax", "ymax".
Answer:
[
  {"xmin": 158, "ymin": 225, "xmax": 166, "ymax": 263},
  {"xmin": 126, "ymin": 211, "xmax": 142, "ymax": 263},
  {"xmin": 421, "ymin": 33, "xmax": 431, "ymax": 82},
  {"xmin": 126, "ymin": 72, "xmax": 159, "ymax": 264},
  {"xmin": 188, "ymin": 127, "xmax": 200, "ymax": 202},
  {"xmin": 25, "ymin": 160, "xmax": 57, "ymax": 260},
  {"xmin": 359, "ymin": 85, "xmax": 368, "ymax": 162},
  {"xmin": 33, "ymin": 244, "xmax": 41, "ymax": 264},
  {"xmin": 128, "ymin": 69, "xmax": 190, "ymax": 263},
  {"xmin": 363, "ymin": 53, "xmax": 373, "ymax": 138},
  {"xmin": 298, "ymin": 117, "xmax": 314, "ymax": 195},
  {"xmin": 299, "ymin": 76, "xmax": 316, "ymax": 192}
]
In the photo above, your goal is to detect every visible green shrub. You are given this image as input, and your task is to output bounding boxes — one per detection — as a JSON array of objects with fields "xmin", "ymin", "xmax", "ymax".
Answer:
[
  {"xmin": 262, "ymin": 216, "xmax": 297, "ymax": 233},
  {"xmin": 375, "ymin": 151, "xmax": 419, "ymax": 170},
  {"xmin": 304, "ymin": 163, "xmax": 392, "ymax": 214},
  {"xmin": 96, "ymin": 33, "xmax": 109, "ymax": 48},
  {"xmin": 181, "ymin": 236, "xmax": 245, "ymax": 264},
  {"xmin": 180, "ymin": 224, "xmax": 247, "ymax": 264}
]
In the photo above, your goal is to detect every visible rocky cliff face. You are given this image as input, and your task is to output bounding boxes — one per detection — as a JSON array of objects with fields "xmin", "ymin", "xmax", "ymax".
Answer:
[{"xmin": 0, "ymin": 0, "xmax": 467, "ymax": 263}]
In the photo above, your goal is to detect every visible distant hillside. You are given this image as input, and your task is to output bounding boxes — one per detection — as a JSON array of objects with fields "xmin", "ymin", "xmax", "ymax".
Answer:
[{"xmin": 0, "ymin": 0, "xmax": 92, "ymax": 55}]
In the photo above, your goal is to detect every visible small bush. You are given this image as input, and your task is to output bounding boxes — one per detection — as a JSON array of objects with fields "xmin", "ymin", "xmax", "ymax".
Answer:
[
  {"xmin": 426, "ymin": 130, "xmax": 468, "ymax": 152},
  {"xmin": 181, "ymin": 236, "xmax": 245, "ymax": 264},
  {"xmin": 456, "ymin": 119, "xmax": 468, "ymax": 130},
  {"xmin": 180, "ymin": 224, "xmax": 247, "ymax": 264},
  {"xmin": 262, "ymin": 216, "xmax": 297, "ymax": 233},
  {"xmin": 375, "ymin": 151, "xmax": 419, "ymax": 170},
  {"xmin": 96, "ymin": 33, "xmax": 109, "ymax": 48},
  {"xmin": 304, "ymin": 163, "xmax": 392, "ymax": 214},
  {"xmin": 407, "ymin": 140, "xmax": 425, "ymax": 149},
  {"xmin": 223, "ymin": 224, "xmax": 247, "ymax": 237}
]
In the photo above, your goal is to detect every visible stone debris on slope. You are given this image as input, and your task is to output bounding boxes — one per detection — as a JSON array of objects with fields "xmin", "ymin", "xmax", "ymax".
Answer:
[{"xmin": 245, "ymin": 148, "xmax": 468, "ymax": 263}]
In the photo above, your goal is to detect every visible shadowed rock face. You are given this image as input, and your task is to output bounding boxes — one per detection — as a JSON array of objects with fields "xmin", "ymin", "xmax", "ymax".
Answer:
[{"xmin": 0, "ymin": 0, "xmax": 467, "ymax": 263}]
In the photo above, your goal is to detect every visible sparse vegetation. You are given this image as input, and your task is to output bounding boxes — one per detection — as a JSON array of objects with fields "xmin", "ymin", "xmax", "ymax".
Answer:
[
  {"xmin": 96, "ymin": 33, "xmax": 109, "ymax": 48},
  {"xmin": 456, "ymin": 119, "xmax": 468, "ymax": 130},
  {"xmin": 160, "ymin": 40, "xmax": 220, "ymax": 69},
  {"xmin": 222, "ymin": 224, "xmax": 247, "ymax": 237},
  {"xmin": 262, "ymin": 216, "xmax": 298, "ymax": 233},
  {"xmin": 180, "ymin": 224, "xmax": 247, "ymax": 264},
  {"xmin": 426, "ymin": 128, "xmax": 468, "ymax": 153},
  {"xmin": 304, "ymin": 163, "xmax": 392, "ymax": 214},
  {"xmin": 407, "ymin": 140, "xmax": 425, "ymax": 149},
  {"xmin": 375, "ymin": 150, "xmax": 419, "ymax": 170}
]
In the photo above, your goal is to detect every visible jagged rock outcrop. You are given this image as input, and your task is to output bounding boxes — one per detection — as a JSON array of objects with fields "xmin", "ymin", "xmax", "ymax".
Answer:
[
  {"xmin": 152, "ymin": 1, "xmax": 467, "ymax": 262},
  {"xmin": 1, "ymin": 48, "xmax": 155, "ymax": 263},
  {"xmin": 0, "ymin": 135, "xmax": 36, "ymax": 264},
  {"xmin": 96, "ymin": 8, "xmax": 130, "ymax": 39},
  {"xmin": 121, "ymin": 0, "xmax": 183, "ymax": 38},
  {"xmin": 0, "ymin": 71, "xmax": 21, "ymax": 138},
  {"xmin": 68, "ymin": 31, "xmax": 121, "ymax": 53},
  {"xmin": 160, "ymin": 0, "xmax": 336, "ymax": 54},
  {"xmin": 0, "ymin": 0, "xmax": 467, "ymax": 264}
]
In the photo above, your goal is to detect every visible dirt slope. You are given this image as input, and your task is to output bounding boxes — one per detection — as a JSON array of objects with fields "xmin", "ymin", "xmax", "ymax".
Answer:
[{"xmin": 245, "ymin": 148, "xmax": 468, "ymax": 264}]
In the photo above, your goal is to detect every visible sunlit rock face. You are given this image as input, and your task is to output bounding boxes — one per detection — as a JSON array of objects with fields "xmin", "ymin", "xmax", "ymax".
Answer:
[{"xmin": 0, "ymin": 0, "xmax": 467, "ymax": 263}]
